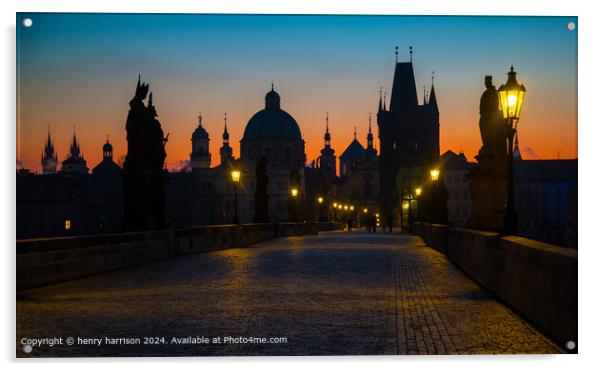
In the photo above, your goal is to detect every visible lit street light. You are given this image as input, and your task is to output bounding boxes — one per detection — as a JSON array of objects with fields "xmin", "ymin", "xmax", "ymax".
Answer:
[
  {"xmin": 498, "ymin": 65, "xmax": 526, "ymax": 234},
  {"xmin": 430, "ymin": 169, "xmax": 440, "ymax": 181},
  {"xmin": 290, "ymin": 187, "xmax": 299, "ymax": 222},
  {"xmin": 230, "ymin": 170, "xmax": 241, "ymax": 224}
]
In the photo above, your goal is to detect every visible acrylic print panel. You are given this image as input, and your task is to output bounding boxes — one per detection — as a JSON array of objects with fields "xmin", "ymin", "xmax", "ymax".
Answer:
[{"xmin": 16, "ymin": 13, "xmax": 577, "ymax": 357}]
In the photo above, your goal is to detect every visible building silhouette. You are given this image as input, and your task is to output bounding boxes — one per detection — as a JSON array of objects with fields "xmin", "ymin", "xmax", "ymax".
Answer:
[
  {"xmin": 17, "ymin": 138, "xmax": 122, "ymax": 239},
  {"xmin": 377, "ymin": 51, "xmax": 440, "ymax": 224}
]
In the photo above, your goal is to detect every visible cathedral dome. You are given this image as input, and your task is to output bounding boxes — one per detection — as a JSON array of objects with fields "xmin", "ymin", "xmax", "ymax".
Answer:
[{"xmin": 243, "ymin": 87, "xmax": 302, "ymax": 141}]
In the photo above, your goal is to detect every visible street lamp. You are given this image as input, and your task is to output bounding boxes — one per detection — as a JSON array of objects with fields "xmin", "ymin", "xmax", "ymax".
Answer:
[
  {"xmin": 290, "ymin": 187, "xmax": 299, "ymax": 222},
  {"xmin": 430, "ymin": 169, "xmax": 440, "ymax": 181},
  {"xmin": 415, "ymin": 187, "xmax": 422, "ymax": 197},
  {"xmin": 317, "ymin": 196, "xmax": 324, "ymax": 222},
  {"xmin": 498, "ymin": 65, "xmax": 526, "ymax": 234},
  {"xmin": 230, "ymin": 170, "xmax": 241, "ymax": 224}
]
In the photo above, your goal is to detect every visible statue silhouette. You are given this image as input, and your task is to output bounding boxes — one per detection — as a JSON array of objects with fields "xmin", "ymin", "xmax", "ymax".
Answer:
[
  {"xmin": 254, "ymin": 156, "xmax": 270, "ymax": 223},
  {"xmin": 123, "ymin": 76, "xmax": 168, "ymax": 231},
  {"xmin": 478, "ymin": 76, "xmax": 506, "ymax": 162}
]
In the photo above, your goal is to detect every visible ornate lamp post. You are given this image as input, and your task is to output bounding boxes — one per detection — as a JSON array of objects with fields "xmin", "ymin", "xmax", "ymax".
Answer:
[
  {"xmin": 230, "ymin": 170, "xmax": 241, "ymax": 224},
  {"xmin": 498, "ymin": 66, "xmax": 526, "ymax": 234}
]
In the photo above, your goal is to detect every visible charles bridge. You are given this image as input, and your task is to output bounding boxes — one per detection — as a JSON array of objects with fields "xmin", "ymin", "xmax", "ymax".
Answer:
[{"xmin": 16, "ymin": 222, "xmax": 576, "ymax": 356}]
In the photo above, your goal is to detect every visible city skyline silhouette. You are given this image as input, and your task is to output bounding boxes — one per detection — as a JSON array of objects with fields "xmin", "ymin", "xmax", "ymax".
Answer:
[{"xmin": 17, "ymin": 14, "xmax": 577, "ymax": 173}]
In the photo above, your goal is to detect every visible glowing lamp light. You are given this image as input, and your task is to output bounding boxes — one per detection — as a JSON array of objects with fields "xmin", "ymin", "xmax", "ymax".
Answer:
[
  {"xmin": 415, "ymin": 187, "xmax": 422, "ymax": 197},
  {"xmin": 344, "ymin": 205, "xmax": 348, "ymax": 210},
  {"xmin": 291, "ymin": 188, "xmax": 299, "ymax": 197},
  {"xmin": 430, "ymin": 169, "xmax": 440, "ymax": 181},
  {"xmin": 230, "ymin": 170, "xmax": 241, "ymax": 183},
  {"xmin": 338, "ymin": 205, "xmax": 342, "ymax": 210},
  {"xmin": 317, "ymin": 196, "xmax": 323, "ymax": 204},
  {"xmin": 363, "ymin": 208, "xmax": 368, "ymax": 213},
  {"xmin": 350, "ymin": 206, "xmax": 354, "ymax": 211},
  {"xmin": 333, "ymin": 202, "xmax": 338, "ymax": 208},
  {"xmin": 64, "ymin": 219, "xmax": 71, "ymax": 231},
  {"xmin": 403, "ymin": 202, "xmax": 409, "ymax": 210},
  {"xmin": 498, "ymin": 66, "xmax": 526, "ymax": 121}
]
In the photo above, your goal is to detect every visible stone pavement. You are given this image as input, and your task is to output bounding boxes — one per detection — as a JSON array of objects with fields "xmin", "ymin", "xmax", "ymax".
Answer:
[{"xmin": 16, "ymin": 230, "xmax": 561, "ymax": 357}]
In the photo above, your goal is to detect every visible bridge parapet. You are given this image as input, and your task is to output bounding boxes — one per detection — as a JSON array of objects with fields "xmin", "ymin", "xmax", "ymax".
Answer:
[
  {"xmin": 17, "ymin": 222, "xmax": 344, "ymax": 291},
  {"xmin": 412, "ymin": 222, "xmax": 577, "ymax": 349}
]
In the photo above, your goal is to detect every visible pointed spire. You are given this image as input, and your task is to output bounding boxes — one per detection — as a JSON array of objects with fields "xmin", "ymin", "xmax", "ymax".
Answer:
[
  {"xmin": 378, "ymin": 87, "xmax": 383, "ymax": 112},
  {"xmin": 353, "ymin": 126, "xmax": 357, "ymax": 140},
  {"xmin": 271, "ymin": 81, "xmax": 274, "ymax": 91},
  {"xmin": 429, "ymin": 71, "xmax": 438, "ymax": 112},
  {"xmin": 223, "ymin": 112, "xmax": 229, "ymax": 142},
  {"xmin": 409, "ymin": 46, "xmax": 413, "ymax": 62},
  {"xmin": 148, "ymin": 92, "xmax": 154, "ymax": 107},
  {"xmin": 368, "ymin": 112, "xmax": 372, "ymax": 134},
  {"xmin": 423, "ymin": 86, "xmax": 427, "ymax": 105},
  {"xmin": 383, "ymin": 92, "xmax": 387, "ymax": 111},
  {"xmin": 324, "ymin": 111, "xmax": 331, "ymax": 146},
  {"xmin": 395, "ymin": 46, "xmax": 399, "ymax": 63}
]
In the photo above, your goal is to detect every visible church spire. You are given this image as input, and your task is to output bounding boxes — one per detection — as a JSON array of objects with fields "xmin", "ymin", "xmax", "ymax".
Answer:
[
  {"xmin": 367, "ymin": 113, "xmax": 374, "ymax": 148},
  {"xmin": 383, "ymin": 92, "xmax": 387, "ymax": 111},
  {"xmin": 324, "ymin": 111, "xmax": 331, "ymax": 147},
  {"xmin": 378, "ymin": 87, "xmax": 383, "ymax": 113},
  {"xmin": 70, "ymin": 126, "xmax": 80, "ymax": 158},
  {"xmin": 223, "ymin": 112, "xmax": 229, "ymax": 143},
  {"xmin": 366, "ymin": 112, "xmax": 377, "ymax": 159},
  {"xmin": 429, "ymin": 71, "xmax": 438, "ymax": 113}
]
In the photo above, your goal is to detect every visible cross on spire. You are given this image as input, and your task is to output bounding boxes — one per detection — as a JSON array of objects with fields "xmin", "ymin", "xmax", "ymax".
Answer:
[
  {"xmin": 354, "ymin": 126, "xmax": 357, "ymax": 139},
  {"xmin": 395, "ymin": 46, "xmax": 399, "ymax": 63}
]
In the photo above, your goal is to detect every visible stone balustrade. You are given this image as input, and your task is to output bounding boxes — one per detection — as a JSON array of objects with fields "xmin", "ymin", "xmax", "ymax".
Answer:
[
  {"xmin": 17, "ymin": 222, "xmax": 344, "ymax": 291},
  {"xmin": 411, "ymin": 221, "xmax": 577, "ymax": 348}
]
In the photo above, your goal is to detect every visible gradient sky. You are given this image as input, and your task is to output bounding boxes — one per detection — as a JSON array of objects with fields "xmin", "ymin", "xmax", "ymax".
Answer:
[{"xmin": 16, "ymin": 13, "xmax": 577, "ymax": 172}]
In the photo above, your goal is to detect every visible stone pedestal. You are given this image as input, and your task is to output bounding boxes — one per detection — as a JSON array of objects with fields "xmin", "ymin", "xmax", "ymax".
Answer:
[{"xmin": 468, "ymin": 150, "xmax": 507, "ymax": 231}]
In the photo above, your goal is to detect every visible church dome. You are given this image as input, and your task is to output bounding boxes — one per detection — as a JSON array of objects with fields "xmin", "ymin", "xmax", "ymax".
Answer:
[{"xmin": 243, "ymin": 87, "xmax": 302, "ymax": 141}]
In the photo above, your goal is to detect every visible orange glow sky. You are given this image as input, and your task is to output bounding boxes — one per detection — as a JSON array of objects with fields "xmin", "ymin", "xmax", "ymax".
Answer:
[{"xmin": 16, "ymin": 14, "xmax": 577, "ymax": 172}]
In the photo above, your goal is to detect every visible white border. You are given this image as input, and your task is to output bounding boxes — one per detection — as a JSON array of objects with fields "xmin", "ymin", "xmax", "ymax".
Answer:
[{"xmin": 3, "ymin": 1, "xmax": 600, "ymax": 370}]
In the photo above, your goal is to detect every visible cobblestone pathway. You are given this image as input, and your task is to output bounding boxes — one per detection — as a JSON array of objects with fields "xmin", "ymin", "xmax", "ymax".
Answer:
[{"xmin": 16, "ymin": 231, "xmax": 561, "ymax": 357}]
